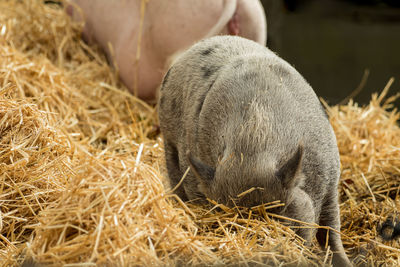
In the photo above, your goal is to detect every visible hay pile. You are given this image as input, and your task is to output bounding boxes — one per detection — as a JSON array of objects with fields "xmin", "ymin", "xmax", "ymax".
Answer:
[{"xmin": 0, "ymin": 1, "xmax": 399, "ymax": 266}]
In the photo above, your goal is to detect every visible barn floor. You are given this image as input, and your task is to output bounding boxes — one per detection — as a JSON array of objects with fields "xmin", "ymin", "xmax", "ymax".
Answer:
[{"xmin": 0, "ymin": 1, "xmax": 399, "ymax": 266}]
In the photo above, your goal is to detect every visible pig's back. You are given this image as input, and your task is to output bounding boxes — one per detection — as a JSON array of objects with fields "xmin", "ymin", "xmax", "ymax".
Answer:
[{"xmin": 159, "ymin": 36, "xmax": 269, "ymax": 158}]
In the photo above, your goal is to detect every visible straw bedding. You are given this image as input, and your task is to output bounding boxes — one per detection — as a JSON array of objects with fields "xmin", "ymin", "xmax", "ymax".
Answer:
[{"xmin": 0, "ymin": 1, "xmax": 399, "ymax": 266}]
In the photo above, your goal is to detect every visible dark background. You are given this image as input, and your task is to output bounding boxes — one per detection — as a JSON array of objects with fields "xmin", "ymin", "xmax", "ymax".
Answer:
[{"xmin": 260, "ymin": 0, "xmax": 400, "ymax": 107}]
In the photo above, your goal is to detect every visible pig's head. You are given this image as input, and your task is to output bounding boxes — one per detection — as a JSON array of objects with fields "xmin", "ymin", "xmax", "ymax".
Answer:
[{"xmin": 187, "ymin": 144, "xmax": 305, "ymax": 210}]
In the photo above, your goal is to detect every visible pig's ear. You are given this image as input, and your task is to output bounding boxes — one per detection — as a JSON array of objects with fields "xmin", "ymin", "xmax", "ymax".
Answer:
[
  {"xmin": 187, "ymin": 151, "xmax": 215, "ymax": 183},
  {"xmin": 276, "ymin": 144, "xmax": 304, "ymax": 188}
]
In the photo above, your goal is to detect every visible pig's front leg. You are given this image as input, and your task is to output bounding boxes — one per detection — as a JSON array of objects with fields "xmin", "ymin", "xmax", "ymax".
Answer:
[
  {"xmin": 282, "ymin": 187, "xmax": 317, "ymax": 244},
  {"xmin": 317, "ymin": 189, "xmax": 352, "ymax": 267},
  {"xmin": 164, "ymin": 140, "xmax": 188, "ymax": 201}
]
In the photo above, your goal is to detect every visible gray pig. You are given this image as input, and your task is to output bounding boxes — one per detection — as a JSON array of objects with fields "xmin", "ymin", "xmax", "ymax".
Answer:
[{"xmin": 158, "ymin": 36, "xmax": 351, "ymax": 266}]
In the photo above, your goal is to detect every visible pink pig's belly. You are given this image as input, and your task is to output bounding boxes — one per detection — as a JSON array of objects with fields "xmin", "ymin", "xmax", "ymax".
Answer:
[{"xmin": 68, "ymin": 0, "xmax": 266, "ymax": 101}]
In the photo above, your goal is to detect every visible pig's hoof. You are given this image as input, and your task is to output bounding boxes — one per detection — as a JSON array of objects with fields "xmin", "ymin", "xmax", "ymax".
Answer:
[{"xmin": 378, "ymin": 215, "xmax": 400, "ymax": 241}]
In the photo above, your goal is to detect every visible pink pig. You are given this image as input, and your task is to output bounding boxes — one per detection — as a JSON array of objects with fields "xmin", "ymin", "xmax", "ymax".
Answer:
[{"xmin": 67, "ymin": 0, "xmax": 267, "ymax": 101}]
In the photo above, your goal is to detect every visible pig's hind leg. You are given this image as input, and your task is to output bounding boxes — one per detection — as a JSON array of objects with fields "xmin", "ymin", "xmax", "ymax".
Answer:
[
  {"xmin": 316, "ymin": 190, "xmax": 351, "ymax": 266},
  {"xmin": 164, "ymin": 140, "xmax": 188, "ymax": 201}
]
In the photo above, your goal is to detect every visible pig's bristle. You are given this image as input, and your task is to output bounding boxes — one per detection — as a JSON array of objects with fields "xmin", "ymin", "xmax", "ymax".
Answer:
[{"xmin": 0, "ymin": 1, "xmax": 399, "ymax": 266}]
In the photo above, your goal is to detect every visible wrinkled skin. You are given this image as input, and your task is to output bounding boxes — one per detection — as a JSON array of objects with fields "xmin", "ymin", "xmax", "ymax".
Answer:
[
  {"xmin": 159, "ymin": 36, "xmax": 352, "ymax": 266},
  {"xmin": 67, "ymin": 0, "xmax": 266, "ymax": 101}
]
